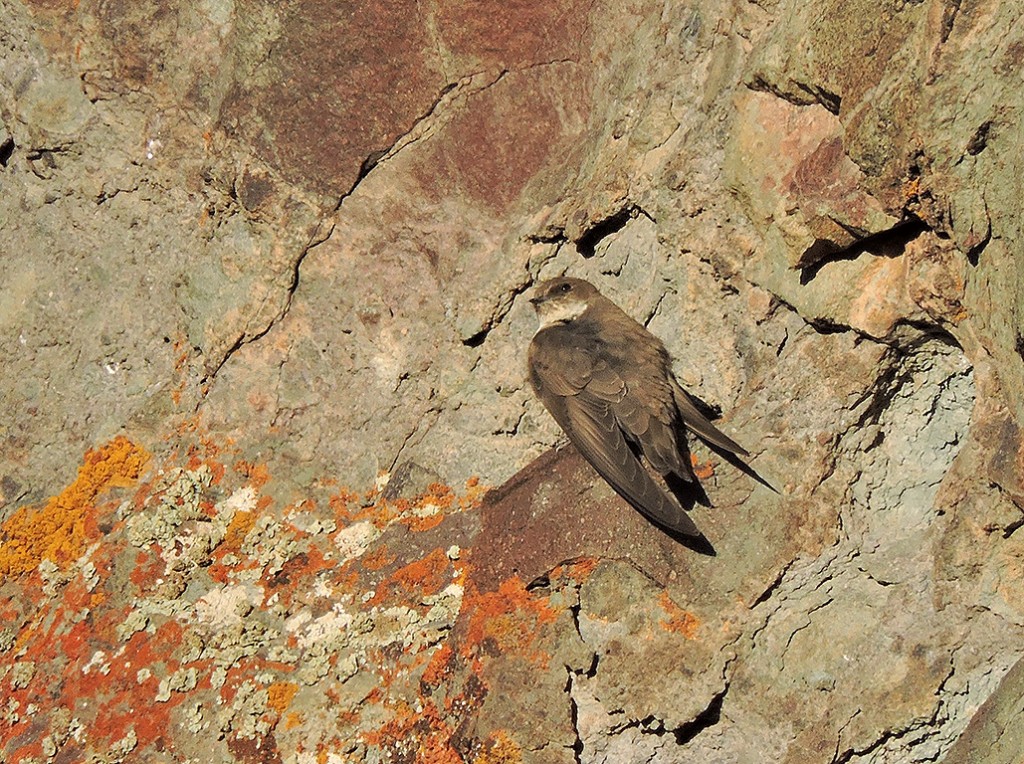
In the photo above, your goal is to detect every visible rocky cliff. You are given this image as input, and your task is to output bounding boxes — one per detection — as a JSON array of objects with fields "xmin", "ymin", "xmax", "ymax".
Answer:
[{"xmin": 1, "ymin": 0, "xmax": 1022, "ymax": 762}]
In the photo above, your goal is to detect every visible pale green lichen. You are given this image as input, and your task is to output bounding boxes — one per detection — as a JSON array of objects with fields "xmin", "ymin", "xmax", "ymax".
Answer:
[
  {"xmin": 8, "ymin": 660, "xmax": 36, "ymax": 689},
  {"xmin": 333, "ymin": 520, "xmax": 381, "ymax": 563},
  {"xmin": 156, "ymin": 666, "xmax": 199, "ymax": 702},
  {"xmin": 126, "ymin": 467, "xmax": 212, "ymax": 539},
  {"xmin": 183, "ymin": 701, "xmax": 206, "ymax": 734},
  {"xmin": 115, "ymin": 609, "xmax": 151, "ymax": 642},
  {"xmin": 239, "ymin": 514, "xmax": 300, "ymax": 576},
  {"xmin": 103, "ymin": 726, "xmax": 139, "ymax": 763},
  {"xmin": 217, "ymin": 680, "xmax": 271, "ymax": 739},
  {"xmin": 39, "ymin": 558, "xmax": 72, "ymax": 598}
]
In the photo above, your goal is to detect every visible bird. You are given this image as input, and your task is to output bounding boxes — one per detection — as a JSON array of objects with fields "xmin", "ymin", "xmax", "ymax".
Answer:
[{"xmin": 527, "ymin": 276, "xmax": 760, "ymax": 544}]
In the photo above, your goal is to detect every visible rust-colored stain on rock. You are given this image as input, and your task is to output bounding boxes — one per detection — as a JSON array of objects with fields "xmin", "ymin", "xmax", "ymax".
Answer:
[{"xmin": 219, "ymin": 0, "xmax": 447, "ymax": 196}]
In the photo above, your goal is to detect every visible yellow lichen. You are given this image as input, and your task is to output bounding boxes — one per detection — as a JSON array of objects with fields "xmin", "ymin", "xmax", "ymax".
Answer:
[
  {"xmin": 267, "ymin": 681, "xmax": 299, "ymax": 714},
  {"xmin": 0, "ymin": 436, "xmax": 150, "ymax": 576},
  {"xmin": 473, "ymin": 731, "xmax": 522, "ymax": 764}
]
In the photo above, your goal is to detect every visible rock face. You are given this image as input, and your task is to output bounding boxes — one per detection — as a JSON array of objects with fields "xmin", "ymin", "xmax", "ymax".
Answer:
[{"xmin": 1, "ymin": 0, "xmax": 1022, "ymax": 762}]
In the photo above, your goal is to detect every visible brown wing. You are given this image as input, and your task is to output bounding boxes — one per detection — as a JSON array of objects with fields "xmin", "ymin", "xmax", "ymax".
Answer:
[
  {"xmin": 605, "ymin": 362, "xmax": 697, "ymax": 482},
  {"xmin": 670, "ymin": 380, "xmax": 749, "ymax": 457},
  {"xmin": 529, "ymin": 331, "xmax": 701, "ymax": 537}
]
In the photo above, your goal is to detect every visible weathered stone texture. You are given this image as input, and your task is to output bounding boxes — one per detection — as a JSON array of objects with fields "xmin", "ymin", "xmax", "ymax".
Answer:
[{"xmin": 2, "ymin": 0, "xmax": 1023, "ymax": 762}]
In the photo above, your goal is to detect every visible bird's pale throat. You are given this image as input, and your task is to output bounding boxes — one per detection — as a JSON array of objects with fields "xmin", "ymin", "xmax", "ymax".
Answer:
[{"xmin": 535, "ymin": 299, "xmax": 589, "ymax": 331}]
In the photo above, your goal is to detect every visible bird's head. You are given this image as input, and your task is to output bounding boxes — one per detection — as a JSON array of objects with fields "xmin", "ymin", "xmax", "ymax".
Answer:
[{"xmin": 529, "ymin": 277, "xmax": 599, "ymax": 329}]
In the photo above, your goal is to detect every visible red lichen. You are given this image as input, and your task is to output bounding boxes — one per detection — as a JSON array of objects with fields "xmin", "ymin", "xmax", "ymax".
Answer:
[
  {"xmin": 228, "ymin": 732, "xmax": 285, "ymax": 764},
  {"xmin": 1, "ymin": 434, "xmax": 496, "ymax": 761},
  {"xmin": 362, "ymin": 700, "xmax": 463, "ymax": 764},
  {"xmin": 0, "ymin": 436, "xmax": 150, "ymax": 576},
  {"xmin": 361, "ymin": 545, "xmax": 396, "ymax": 571},
  {"xmin": 264, "ymin": 548, "xmax": 334, "ymax": 608}
]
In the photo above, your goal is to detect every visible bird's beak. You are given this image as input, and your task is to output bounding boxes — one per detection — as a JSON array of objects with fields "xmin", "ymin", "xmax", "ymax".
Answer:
[{"xmin": 529, "ymin": 295, "xmax": 543, "ymax": 306}]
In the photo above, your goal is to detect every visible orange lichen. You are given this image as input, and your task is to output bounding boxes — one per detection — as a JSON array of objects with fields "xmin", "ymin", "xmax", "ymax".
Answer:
[
  {"xmin": 9, "ymin": 615, "xmax": 188, "ymax": 755},
  {"xmin": 332, "ymin": 478, "xmax": 485, "ymax": 536},
  {"xmin": 329, "ymin": 488, "xmax": 361, "ymax": 523},
  {"xmin": 128, "ymin": 548, "xmax": 171, "ymax": 594},
  {"xmin": 222, "ymin": 508, "xmax": 258, "ymax": 548},
  {"xmin": 902, "ymin": 176, "xmax": 921, "ymax": 205},
  {"xmin": 233, "ymin": 460, "xmax": 270, "ymax": 489},
  {"xmin": 657, "ymin": 591, "xmax": 700, "ymax": 638},
  {"xmin": 692, "ymin": 455, "xmax": 716, "ymax": 480},
  {"xmin": 421, "ymin": 644, "xmax": 455, "ymax": 688},
  {"xmin": 372, "ymin": 548, "xmax": 451, "ymax": 604},
  {"xmin": 403, "ymin": 511, "xmax": 446, "ymax": 532},
  {"xmin": 551, "ymin": 557, "xmax": 599, "ymax": 583},
  {"xmin": 362, "ymin": 701, "xmax": 462, "ymax": 764},
  {"xmin": 459, "ymin": 476, "xmax": 489, "ymax": 510},
  {"xmin": 361, "ymin": 545, "xmax": 396, "ymax": 571},
  {"xmin": 421, "ymin": 483, "xmax": 457, "ymax": 511},
  {"xmin": 264, "ymin": 549, "xmax": 334, "ymax": 607},
  {"xmin": 1, "ymin": 435, "xmax": 502, "ymax": 760},
  {"xmin": 461, "ymin": 577, "xmax": 558, "ymax": 664},
  {"xmin": 168, "ymin": 335, "xmax": 191, "ymax": 406},
  {"xmin": 267, "ymin": 681, "xmax": 299, "ymax": 714},
  {"xmin": 0, "ymin": 436, "xmax": 150, "ymax": 576},
  {"xmin": 418, "ymin": 740, "xmax": 465, "ymax": 764}
]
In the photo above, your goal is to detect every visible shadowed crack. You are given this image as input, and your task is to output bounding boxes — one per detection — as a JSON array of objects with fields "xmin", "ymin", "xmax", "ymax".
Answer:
[
  {"xmin": 526, "ymin": 229, "xmax": 568, "ymax": 245},
  {"xmin": 341, "ymin": 58, "xmax": 578, "ymax": 214},
  {"xmin": 576, "ymin": 205, "xmax": 655, "ymax": 258},
  {"xmin": 940, "ymin": 0, "xmax": 962, "ymax": 43},
  {"xmin": 603, "ymin": 687, "xmax": 727, "ymax": 748},
  {"xmin": 747, "ymin": 547, "xmax": 850, "ymax": 648},
  {"xmin": 750, "ymin": 556, "xmax": 799, "ymax": 608},
  {"xmin": 747, "ymin": 74, "xmax": 841, "ymax": 115},
  {"xmin": 798, "ymin": 217, "xmax": 929, "ymax": 286},
  {"xmin": 343, "ymin": 80, "xmax": 461, "ymax": 198},
  {"xmin": 832, "ymin": 711, "xmax": 941, "ymax": 764},
  {"xmin": 387, "ymin": 407, "xmax": 443, "ymax": 473},
  {"xmin": 460, "ymin": 277, "xmax": 537, "ymax": 349},
  {"xmin": 673, "ymin": 687, "xmax": 726, "ymax": 745},
  {"xmin": 565, "ymin": 670, "xmax": 585, "ymax": 764},
  {"xmin": 0, "ymin": 133, "xmax": 14, "ymax": 167}
]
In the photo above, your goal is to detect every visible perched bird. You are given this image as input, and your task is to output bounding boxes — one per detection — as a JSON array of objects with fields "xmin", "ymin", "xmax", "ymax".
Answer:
[{"xmin": 527, "ymin": 276, "xmax": 758, "ymax": 543}]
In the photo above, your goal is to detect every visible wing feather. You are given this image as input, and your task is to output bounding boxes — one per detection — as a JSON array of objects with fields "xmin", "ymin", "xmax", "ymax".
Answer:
[
  {"xmin": 561, "ymin": 393, "xmax": 701, "ymax": 537},
  {"xmin": 671, "ymin": 381, "xmax": 749, "ymax": 457}
]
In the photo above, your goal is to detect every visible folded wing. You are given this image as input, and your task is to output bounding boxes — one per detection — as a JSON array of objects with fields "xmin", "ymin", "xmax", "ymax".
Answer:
[{"xmin": 530, "ymin": 333, "xmax": 702, "ymax": 537}]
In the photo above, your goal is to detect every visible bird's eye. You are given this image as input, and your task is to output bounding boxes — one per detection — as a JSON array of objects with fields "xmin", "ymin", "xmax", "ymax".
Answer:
[{"xmin": 559, "ymin": 282, "xmax": 572, "ymax": 293}]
